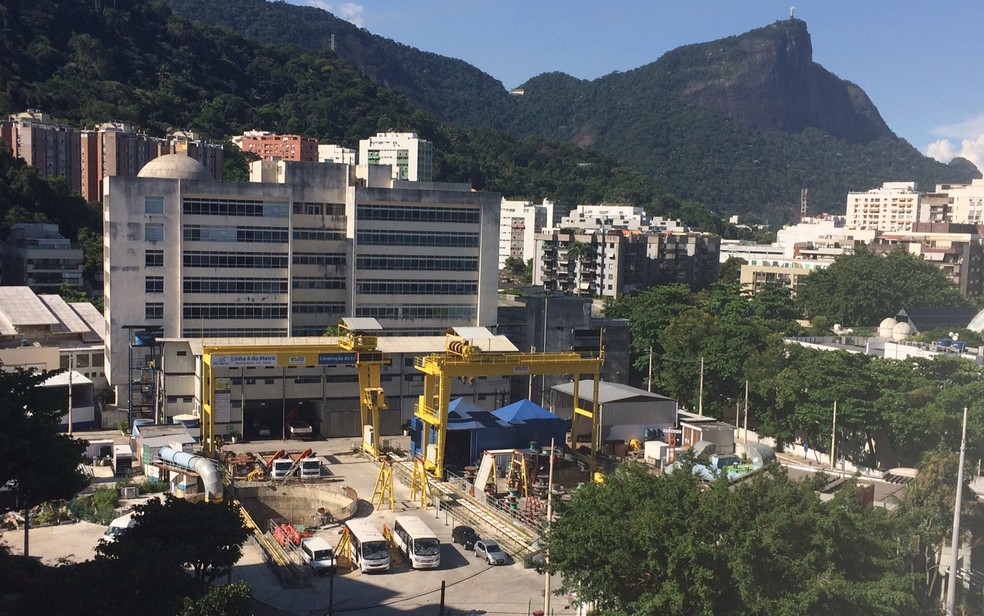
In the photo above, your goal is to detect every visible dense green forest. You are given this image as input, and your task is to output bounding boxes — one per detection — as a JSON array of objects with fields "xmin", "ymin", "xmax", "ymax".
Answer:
[{"xmin": 165, "ymin": 0, "xmax": 981, "ymax": 220}]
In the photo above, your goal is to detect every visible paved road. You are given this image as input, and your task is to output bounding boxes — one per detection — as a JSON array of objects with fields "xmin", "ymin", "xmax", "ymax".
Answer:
[{"xmin": 2, "ymin": 430, "xmax": 563, "ymax": 616}]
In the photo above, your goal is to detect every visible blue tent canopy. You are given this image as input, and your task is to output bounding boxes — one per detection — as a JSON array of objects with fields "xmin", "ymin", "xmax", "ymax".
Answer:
[{"xmin": 492, "ymin": 399, "xmax": 559, "ymax": 423}]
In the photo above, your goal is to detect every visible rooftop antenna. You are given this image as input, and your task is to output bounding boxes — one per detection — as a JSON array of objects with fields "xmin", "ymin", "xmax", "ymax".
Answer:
[
  {"xmin": 800, "ymin": 187, "xmax": 809, "ymax": 223},
  {"xmin": 790, "ymin": 6, "xmax": 795, "ymax": 18}
]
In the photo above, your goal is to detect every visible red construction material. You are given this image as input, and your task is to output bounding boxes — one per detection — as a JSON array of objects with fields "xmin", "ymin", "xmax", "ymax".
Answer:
[{"xmin": 265, "ymin": 449, "xmax": 287, "ymax": 468}]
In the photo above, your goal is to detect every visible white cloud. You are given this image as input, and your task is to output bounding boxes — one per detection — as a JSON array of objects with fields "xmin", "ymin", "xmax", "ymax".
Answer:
[
  {"xmin": 295, "ymin": 2, "xmax": 365, "ymax": 27},
  {"xmin": 924, "ymin": 114, "xmax": 984, "ymax": 171},
  {"xmin": 336, "ymin": 3, "xmax": 365, "ymax": 27}
]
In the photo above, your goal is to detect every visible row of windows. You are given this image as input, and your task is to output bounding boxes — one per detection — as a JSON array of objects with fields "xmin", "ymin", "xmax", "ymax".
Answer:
[
  {"xmin": 293, "ymin": 228, "xmax": 345, "ymax": 241},
  {"xmin": 292, "ymin": 277, "xmax": 345, "ymax": 290},
  {"xmin": 356, "ymin": 255, "xmax": 478, "ymax": 271},
  {"xmin": 184, "ymin": 252, "xmax": 289, "ymax": 268},
  {"xmin": 356, "ymin": 281, "xmax": 477, "ymax": 295},
  {"xmin": 357, "ymin": 205, "xmax": 480, "ymax": 224},
  {"xmin": 183, "ymin": 327, "xmax": 288, "ymax": 337},
  {"xmin": 293, "ymin": 253, "xmax": 346, "ymax": 266},
  {"xmin": 292, "ymin": 302, "xmax": 345, "ymax": 314},
  {"xmin": 183, "ymin": 304, "xmax": 288, "ymax": 319},
  {"xmin": 184, "ymin": 277, "xmax": 288, "ymax": 294},
  {"xmin": 293, "ymin": 202, "xmax": 344, "ymax": 216},
  {"xmin": 183, "ymin": 225, "xmax": 289, "ymax": 243},
  {"xmin": 183, "ymin": 197, "xmax": 289, "ymax": 218},
  {"xmin": 357, "ymin": 230, "xmax": 479, "ymax": 247},
  {"xmin": 356, "ymin": 305, "xmax": 476, "ymax": 320}
]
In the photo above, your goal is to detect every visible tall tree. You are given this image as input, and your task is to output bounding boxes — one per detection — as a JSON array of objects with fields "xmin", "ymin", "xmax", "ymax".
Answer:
[{"xmin": 0, "ymin": 365, "xmax": 89, "ymax": 556}]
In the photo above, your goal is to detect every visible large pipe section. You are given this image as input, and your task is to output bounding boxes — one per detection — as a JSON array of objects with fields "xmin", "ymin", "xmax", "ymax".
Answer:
[{"xmin": 159, "ymin": 446, "xmax": 224, "ymax": 502}]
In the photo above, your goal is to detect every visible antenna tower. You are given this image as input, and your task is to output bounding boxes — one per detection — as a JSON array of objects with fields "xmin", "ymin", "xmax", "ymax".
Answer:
[{"xmin": 800, "ymin": 187, "xmax": 809, "ymax": 223}]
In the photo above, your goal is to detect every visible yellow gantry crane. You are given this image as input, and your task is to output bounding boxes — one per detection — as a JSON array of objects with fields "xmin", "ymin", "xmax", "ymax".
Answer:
[
  {"xmin": 200, "ymin": 321, "xmax": 389, "ymax": 457},
  {"xmin": 414, "ymin": 334, "xmax": 603, "ymax": 479}
]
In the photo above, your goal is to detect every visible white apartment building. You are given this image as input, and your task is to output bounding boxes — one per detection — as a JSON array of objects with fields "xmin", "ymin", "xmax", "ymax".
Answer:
[
  {"xmin": 845, "ymin": 182, "xmax": 921, "ymax": 231},
  {"xmin": 559, "ymin": 204, "xmax": 649, "ymax": 230},
  {"xmin": 318, "ymin": 143, "xmax": 356, "ymax": 165},
  {"xmin": 938, "ymin": 178, "xmax": 984, "ymax": 224},
  {"xmin": 498, "ymin": 198, "xmax": 554, "ymax": 270},
  {"xmin": 358, "ymin": 132, "xmax": 433, "ymax": 182},
  {"xmin": 104, "ymin": 154, "xmax": 498, "ymax": 406}
]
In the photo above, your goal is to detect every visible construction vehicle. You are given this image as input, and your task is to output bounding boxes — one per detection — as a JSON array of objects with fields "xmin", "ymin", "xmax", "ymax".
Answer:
[{"xmin": 413, "ymin": 333, "xmax": 604, "ymax": 479}]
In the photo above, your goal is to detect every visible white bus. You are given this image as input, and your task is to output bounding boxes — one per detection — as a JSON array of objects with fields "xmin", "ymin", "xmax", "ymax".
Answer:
[
  {"xmin": 392, "ymin": 515, "xmax": 441, "ymax": 569},
  {"xmin": 345, "ymin": 518, "xmax": 391, "ymax": 573}
]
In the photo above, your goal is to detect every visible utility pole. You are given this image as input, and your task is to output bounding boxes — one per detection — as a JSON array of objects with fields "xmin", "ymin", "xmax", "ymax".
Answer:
[
  {"xmin": 944, "ymin": 407, "xmax": 968, "ymax": 616},
  {"xmin": 544, "ymin": 437, "xmax": 556, "ymax": 616},
  {"xmin": 830, "ymin": 400, "xmax": 837, "ymax": 471},
  {"xmin": 67, "ymin": 354, "xmax": 74, "ymax": 437},
  {"xmin": 743, "ymin": 380, "xmax": 749, "ymax": 444},
  {"xmin": 698, "ymin": 357, "xmax": 704, "ymax": 416},
  {"xmin": 647, "ymin": 346, "xmax": 653, "ymax": 393}
]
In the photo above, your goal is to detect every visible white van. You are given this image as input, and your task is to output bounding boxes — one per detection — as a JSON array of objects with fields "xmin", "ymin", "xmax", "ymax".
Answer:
[
  {"xmin": 299, "ymin": 536, "xmax": 337, "ymax": 575},
  {"xmin": 102, "ymin": 513, "xmax": 136, "ymax": 543}
]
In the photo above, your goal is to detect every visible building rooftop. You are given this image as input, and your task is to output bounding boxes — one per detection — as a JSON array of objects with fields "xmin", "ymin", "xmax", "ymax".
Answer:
[
  {"xmin": 137, "ymin": 153, "xmax": 211, "ymax": 180},
  {"xmin": 553, "ymin": 380, "xmax": 676, "ymax": 404}
]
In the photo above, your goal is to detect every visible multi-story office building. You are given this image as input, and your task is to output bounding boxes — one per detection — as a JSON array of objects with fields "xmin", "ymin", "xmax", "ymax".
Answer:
[
  {"xmin": 238, "ymin": 131, "xmax": 319, "ymax": 162},
  {"xmin": 0, "ymin": 110, "xmax": 83, "ymax": 194},
  {"xmin": 104, "ymin": 155, "xmax": 499, "ymax": 405},
  {"xmin": 358, "ymin": 132, "xmax": 433, "ymax": 182},
  {"xmin": 498, "ymin": 198, "xmax": 554, "ymax": 270},
  {"xmin": 1, "ymin": 223, "xmax": 84, "ymax": 292},
  {"xmin": 845, "ymin": 181, "xmax": 922, "ymax": 232}
]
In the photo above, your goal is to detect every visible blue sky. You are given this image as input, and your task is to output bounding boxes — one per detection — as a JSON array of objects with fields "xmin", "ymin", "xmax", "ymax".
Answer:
[{"xmin": 288, "ymin": 1, "xmax": 984, "ymax": 170}]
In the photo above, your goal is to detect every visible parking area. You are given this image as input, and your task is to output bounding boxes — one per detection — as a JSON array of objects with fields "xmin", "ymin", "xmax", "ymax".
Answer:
[{"xmin": 2, "ymin": 431, "xmax": 562, "ymax": 616}]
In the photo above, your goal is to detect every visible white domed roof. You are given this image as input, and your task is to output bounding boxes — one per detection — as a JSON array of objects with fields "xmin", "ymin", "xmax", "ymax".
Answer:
[
  {"xmin": 879, "ymin": 317, "xmax": 898, "ymax": 329},
  {"xmin": 137, "ymin": 154, "xmax": 211, "ymax": 180},
  {"xmin": 893, "ymin": 321, "xmax": 914, "ymax": 334}
]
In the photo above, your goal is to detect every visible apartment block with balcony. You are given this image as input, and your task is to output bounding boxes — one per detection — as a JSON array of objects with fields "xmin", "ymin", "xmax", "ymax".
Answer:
[
  {"xmin": 238, "ymin": 131, "xmax": 319, "ymax": 162},
  {"xmin": 0, "ymin": 110, "xmax": 83, "ymax": 195},
  {"xmin": 1, "ymin": 223, "xmax": 83, "ymax": 292},
  {"xmin": 845, "ymin": 181, "xmax": 921, "ymax": 232},
  {"xmin": 498, "ymin": 198, "xmax": 555, "ymax": 270},
  {"xmin": 872, "ymin": 222, "xmax": 984, "ymax": 298}
]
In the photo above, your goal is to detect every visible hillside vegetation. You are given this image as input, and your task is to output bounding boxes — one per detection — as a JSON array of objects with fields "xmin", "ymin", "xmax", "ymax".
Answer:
[
  {"xmin": 165, "ymin": 0, "xmax": 980, "ymax": 220},
  {"xmin": 1, "ymin": 0, "xmax": 728, "ymax": 230}
]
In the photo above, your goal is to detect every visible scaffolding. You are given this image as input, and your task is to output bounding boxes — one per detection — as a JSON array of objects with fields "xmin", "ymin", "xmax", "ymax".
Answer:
[{"xmin": 124, "ymin": 325, "xmax": 162, "ymax": 430}]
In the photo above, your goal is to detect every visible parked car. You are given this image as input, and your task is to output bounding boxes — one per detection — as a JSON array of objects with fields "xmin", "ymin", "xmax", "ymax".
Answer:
[
  {"xmin": 474, "ymin": 539, "xmax": 508, "ymax": 565},
  {"xmin": 452, "ymin": 525, "xmax": 480, "ymax": 550}
]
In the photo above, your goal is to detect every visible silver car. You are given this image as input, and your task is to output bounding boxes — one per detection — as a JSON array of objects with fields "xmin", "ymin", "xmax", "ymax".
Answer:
[{"xmin": 474, "ymin": 539, "xmax": 508, "ymax": 565}]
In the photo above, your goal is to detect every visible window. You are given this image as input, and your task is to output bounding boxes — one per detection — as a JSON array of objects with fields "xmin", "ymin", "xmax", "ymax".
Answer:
[
  {"xmin": 145, "ymin": 302, "xmax": 164, "ymax": 320},
  {"xmin": 145, "ymin": 196, "xmax": 164, "ymax": 214},
  {"xmin": 145, "ymin": 223, "xmax": 164, "ymax": 242},
  {"xmin": 145, "ymin": 276, "xmax": 164, "ymax": 293},
  {"xmin": 146, "ymin": 250, "xmax": 164, "ymax": 267}
]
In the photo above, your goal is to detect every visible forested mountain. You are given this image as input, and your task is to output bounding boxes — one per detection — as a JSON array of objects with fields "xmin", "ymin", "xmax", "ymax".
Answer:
[
  {"xmin": 2, "ymin": 0, "xmax": 715, "ymax": 231},
  {"xmin": 165, "ymin": 0, "xmax": 980, "ymax": 220}
]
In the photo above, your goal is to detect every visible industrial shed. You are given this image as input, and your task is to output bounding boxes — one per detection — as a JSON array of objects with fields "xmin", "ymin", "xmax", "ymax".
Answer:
[{"xmin": 549, "ymin": 380, "xmax": 677, "ymax": 443}]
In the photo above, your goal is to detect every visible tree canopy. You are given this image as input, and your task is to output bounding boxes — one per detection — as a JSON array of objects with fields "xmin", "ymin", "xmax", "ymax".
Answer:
[
  {"xmin": 547, "ymin": 462, "xmax": 915, "ymax": 616},
  {"xmin": 796, "ymin": 248, "xmax": 967, "ymax": 326}
]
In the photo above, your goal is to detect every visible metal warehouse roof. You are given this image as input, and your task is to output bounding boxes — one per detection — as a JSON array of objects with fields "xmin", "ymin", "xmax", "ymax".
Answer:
[{"xmin": 552, "ymin": 379, "xmax": 676, "ymax": 404}]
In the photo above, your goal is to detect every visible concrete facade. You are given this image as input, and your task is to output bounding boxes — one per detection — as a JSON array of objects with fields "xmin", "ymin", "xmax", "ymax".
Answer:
[
  {"xmin": 498, "ymin": 198, "xmax": 554, "ymax": 270},
  {"xmin": 1, "ymin": 223, "xmax": 83, "ymax": 292},
  {"xmin": 104, "ymin": 156, "xmax": 499, "ymax": 405},
  {"xmin": 845, "ymin": 181, "xmax": 921, "ymax": 232}
]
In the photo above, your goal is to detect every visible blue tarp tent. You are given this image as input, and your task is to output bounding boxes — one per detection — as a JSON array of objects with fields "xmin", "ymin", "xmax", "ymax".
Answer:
[
  {"xmin": 409, "ymin": 398, "xmax": 515, "ymax": 469},
  {"xmin": 492, "ymin": 400, "xmax": 567, "ymax": 449}
]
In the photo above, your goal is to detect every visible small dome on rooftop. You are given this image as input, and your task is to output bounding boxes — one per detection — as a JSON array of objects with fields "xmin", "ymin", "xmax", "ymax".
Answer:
[{"xmin": 137, "ymin": 154, "xmax": 211, "ymax": 180}]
